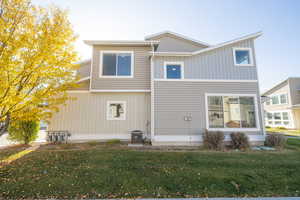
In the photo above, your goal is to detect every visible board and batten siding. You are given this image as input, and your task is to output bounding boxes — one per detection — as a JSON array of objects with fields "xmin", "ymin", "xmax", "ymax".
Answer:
[
  {"xmin": 154, "ymin": 81, "xmax": 264, "ymax": 136},
  {"xmin": 150, "ymin": 35, "xmax": 207, "ymax": 52},
  {"xmin": 90, "ymin": 46, "xmax": 151, "ymax": 90},
  {"xmin": 48, "ymin": 92, "xmax": 151, "ymax": 141},
  {"xmin": 288, "ymin": 78, "xmax": 300, "ymax": 106},
  {"xmin": 154, "ymin": 39, "xmax": 258, "ymax": 80}
]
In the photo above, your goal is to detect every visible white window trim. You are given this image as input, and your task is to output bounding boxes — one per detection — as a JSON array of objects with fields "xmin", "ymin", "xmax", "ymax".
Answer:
[
  {"xmin": 163, "ymin": 61, "xmax": 184, "ymax": 79},
  {"xmin": 232, "ymin": 47, "xmax": 254, "ymax": 67},
  {"xmin": 106, "ymin": 101, "xmax": 127, "ymax": 120},
  {"xmin": 205, "ymin": 93, "xmax": 261, "ymax": 132},
  {"xmin": 265, "ymin": 93, "xmax": 289, "ymax": 106},
  {"xmin": 265, "ymin": 110, "xmax": 294, "ymax": 128},
  {"xmin": 99, "ymin": 51, "xmax": 134, "ymax": 78}
]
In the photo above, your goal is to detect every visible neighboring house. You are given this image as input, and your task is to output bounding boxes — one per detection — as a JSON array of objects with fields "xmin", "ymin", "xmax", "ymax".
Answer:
[
  {"xmin": 263, "ymin": 77, "xmax": 300, "ymax": 129},
  {"xmin": 48, "ymin": 31, "xmax": 265, "ymax": 145}
]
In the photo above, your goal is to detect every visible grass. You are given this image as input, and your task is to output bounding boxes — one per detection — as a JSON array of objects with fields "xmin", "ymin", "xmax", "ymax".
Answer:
[
  {"xmin": 0, "ymin": 144, "xmax": 30, "ymax": 160},
  {"xmin": 0, "ymin": 140, "xmax": 300, "ymax": 199},
  {"xmin": 266, "ymin": 127, "xmax": 300, "ymax": 136}
]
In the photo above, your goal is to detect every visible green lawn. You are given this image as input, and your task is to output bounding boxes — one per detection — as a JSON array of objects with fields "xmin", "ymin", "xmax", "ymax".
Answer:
[
  {"xmin": 267, "ymin": 127, "xmax": 300, "ymax": 136},
  {"xmin": 0, "ymin": 140, "xmax": 300, "ymax": 199}
]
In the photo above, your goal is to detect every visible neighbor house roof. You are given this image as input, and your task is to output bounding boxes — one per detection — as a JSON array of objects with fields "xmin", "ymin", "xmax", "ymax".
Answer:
[
  {"xmin": 262, "ymin": 77, "xmax": 300, "ymax": 96},
  {"xmin": 150, "ymin": 31, "xmax": 262, "ymax": 57},
  {"xmin": 84, "ymin": 40, "xmax": 159, "ymax": 46},
  {"xmin": 145, "ymin": 30, "xmax": 211, "ymax": 47}
]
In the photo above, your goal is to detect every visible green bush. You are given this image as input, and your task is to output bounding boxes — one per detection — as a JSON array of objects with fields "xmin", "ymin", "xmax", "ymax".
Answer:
[
  {"xmin": 230, "ymin": 132, "xmax": 250, "ymax": 150},
  {"xmin": 278, "ymin": 126, "xmax": 287, "ymax": 130},
  {"xmin": 265, "ymin": 126, "xmax": 271, "ymax": 129},
  {"xmin": 86, "ymin": 140, "xmax": 99, "ymax": 146},
  {"xmin": 202, "ymin": 129, "xmax": 224, "ymax": 150},
  {"xmin": 8, "ymin": 120, "xmax": 39, "ymax": 144},
  {"xmin": 265, "ymin": 134, "xmax": 287, "ymax": 149},
  {"xmin": 106, "ymin": 139, "xmax": 121, "ymax": 145}
]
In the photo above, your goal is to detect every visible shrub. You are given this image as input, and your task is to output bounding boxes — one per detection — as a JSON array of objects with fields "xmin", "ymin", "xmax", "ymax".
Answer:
[
  {"xmin": 265, "ymin": 126, "xmax": 271, "ymax": 129},
  {"xmin": 278, "ymin": 126, "xmax": 287, "ymax": 130},
  {"xmin": 8, "ymin": 120, "xmax": 39, "ymax": 144},
  {"xmin": 106, "ymin": 139, "xmax": 121, "ymax": 145},
  {"xmin": 265, "ymin": 134, "xmax": 286, "ymax": 149},
  {"xmin": 230, "ymin": 132, "xmax": 250, "ymax": 150},
  {"xmin": 86, "ymin": 140, "xmax": 99, "ymax": 146},
  {"xmin": 202, "ymin": 130, "xmax": 224, "ymax": 150}
]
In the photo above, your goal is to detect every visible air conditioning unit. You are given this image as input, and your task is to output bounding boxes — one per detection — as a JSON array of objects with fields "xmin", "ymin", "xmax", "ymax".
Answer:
[
  {"xmin": 47, "ymin": 131, "xmax": 71, "ymax": 143},
  {"xmin": 131, "ymin": 130, "xmax": 144, "ymax": 144}
]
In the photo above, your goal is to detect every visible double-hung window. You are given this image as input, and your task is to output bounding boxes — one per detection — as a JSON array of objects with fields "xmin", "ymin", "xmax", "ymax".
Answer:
[
  {"xmin": 100, "ymin": 51, "xmax": 134, "ymax": 78},
  {"xmin": 164, "ymin": 62, "xmax": 184, "ymax": 79},
  {"xmin": 233, "ymin": 48, "xmax": 254, "ymax": 66},
  {"xmin": 206, "ymin": 94, "xmax": 259, "ymax": 130},
  {"xmin": 265, "ymin": 94, "xmax": 288, "ymax": 105}
]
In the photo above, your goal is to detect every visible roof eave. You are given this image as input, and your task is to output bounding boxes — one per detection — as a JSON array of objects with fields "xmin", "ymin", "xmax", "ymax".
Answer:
[
  {"xmin": 192, "ymin": 31, "xmax": 263, "ymax": 56},
  {"xmin": 145, "ymin": 31, "xmax": 211, "ymax": 47},
  {"xmin": 83, "ymin": 40, "xmax": 159, "ymax": 46}
]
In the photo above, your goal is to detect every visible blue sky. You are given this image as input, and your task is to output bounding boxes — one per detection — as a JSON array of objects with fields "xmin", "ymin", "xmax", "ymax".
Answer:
[{"xmin": 33, "ymin": 0, "xmax": 300, "ymax": 92}]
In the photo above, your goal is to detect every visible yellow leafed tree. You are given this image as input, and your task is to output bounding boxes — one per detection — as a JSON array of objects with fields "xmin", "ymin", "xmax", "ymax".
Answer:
[{"xmin": 0, "ymin": 0, "xmax": 79, "ymax": 135}]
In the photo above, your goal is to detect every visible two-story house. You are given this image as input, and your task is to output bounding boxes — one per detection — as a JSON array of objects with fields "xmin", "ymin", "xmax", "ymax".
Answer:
[
  {"xmin": 48, "ymin": 31, "xmax": 265, "ymax": 145},
  {"xmin": 263, "ymin": 77, "xmax": 300, "ymax": 129}
]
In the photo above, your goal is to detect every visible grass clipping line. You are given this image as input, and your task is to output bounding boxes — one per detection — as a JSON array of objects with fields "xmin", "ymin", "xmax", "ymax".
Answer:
[{"xmin": 0, "ymin": 147, "xmax": 36, "ymax": 168}]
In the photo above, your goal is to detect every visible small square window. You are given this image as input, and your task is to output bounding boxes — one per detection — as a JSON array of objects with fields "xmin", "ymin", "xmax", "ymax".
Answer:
[
  {"xmin": 233, "ymin": 48, "xmax": 253, "ymax": 66},
  {"xmin": 164, "ymin": 62, "xmax": 183, "ymax": 79},
  {"xmin": 107, "ymin": 101, "xmax": 126, "ymax": 120}
]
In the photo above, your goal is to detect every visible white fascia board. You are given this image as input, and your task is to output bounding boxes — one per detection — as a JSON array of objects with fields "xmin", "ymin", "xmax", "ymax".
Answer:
[
  {"xmin": 77, "ymin": 76, "xmax": 90, "ymax": 83},
  {"xmin": 84, "ymin": 40, "xmax": 159, "ymax": 46},
  {"xmin": 149, "ymin": 32, "xmax": 262, "ymax": 57},
  {"xmin": 192, "ymin": 31, "xmax": 263, "ymax": 55},
  {"xmin": 145, "ymin": 30, "xmax": 211, "ymax": 47}
]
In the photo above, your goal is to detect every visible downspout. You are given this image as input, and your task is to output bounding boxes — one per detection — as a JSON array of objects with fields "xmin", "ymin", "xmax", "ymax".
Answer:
[{"xmin": 150, "ymin": 41, "xmax": 155, "ymax": 144}]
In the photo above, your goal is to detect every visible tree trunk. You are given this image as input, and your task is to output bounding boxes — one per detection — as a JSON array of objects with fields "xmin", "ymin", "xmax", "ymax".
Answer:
[{"xmin": 0, "ymin": 113, "xmax": 10, "ymax": 137}]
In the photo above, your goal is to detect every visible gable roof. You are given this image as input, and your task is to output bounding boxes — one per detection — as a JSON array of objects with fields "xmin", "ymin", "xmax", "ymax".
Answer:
[
  {"xmin": 145, "ymin": 31, "xmax": 211, "ymax": 47},
  {"xmin": 150, "ymin": 31, "xmax": 263, "ymax": 56},
  {"xmin": 262, "ymin": 77, "xmax": 300, "ymax": 96}
]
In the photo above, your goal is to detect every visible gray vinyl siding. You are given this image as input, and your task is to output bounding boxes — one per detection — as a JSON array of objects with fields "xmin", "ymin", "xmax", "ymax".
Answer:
[
  {"xmin": 153, "ymin": 35, "xmax": 206, "ymax": 52},
  {"xmin": 91, "ymin": 46, "xmax": 151, "ymax": 90},
  {"xmin": 49, "ymin": 92, "xmax": 151, "ymax": 138},
  {"xmin": 154, "ymin": 81, "xmax": 263, "ymax": 136},
  {"xmin": 154, "ymin": 39, "xmax": 258, "ymax": 80},
  {"xmin": 288, "ymin": 78, "xmax": 300, "ymax": 105},
  {"xmin": 77, "ymin": 60, "xmax": 91, "ymax": 78}
]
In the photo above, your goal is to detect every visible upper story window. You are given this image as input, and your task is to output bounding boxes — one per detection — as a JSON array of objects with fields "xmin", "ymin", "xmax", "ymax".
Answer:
[
  {"xmin": 265, "ymin": 94, "xmax": 288, "ymax": 106},
  {"xmin": 100, "ymin": 51, "xmax": 134, "ymax": 78},
  {"xmin": 233, "ymin": 47, "xmax": 254, "ymax": 66},
  {"xmin": 164, "ymin": 62, "xmax": 184, "ymax": 79}
]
